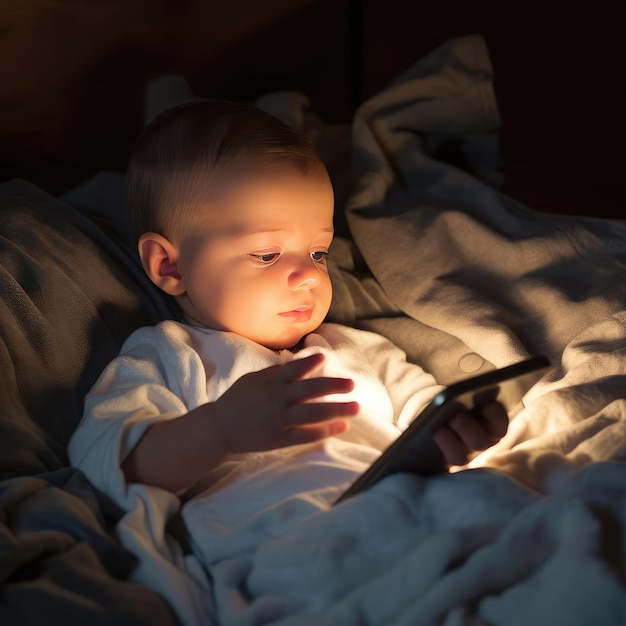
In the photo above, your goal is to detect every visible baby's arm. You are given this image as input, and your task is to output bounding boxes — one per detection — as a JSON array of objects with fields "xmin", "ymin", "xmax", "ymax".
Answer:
[
  {"xmin": 70, "ymin": 326, "xmax": 358, "ymax": 499},
  {"xmin": 122, "ymin": 353, "xmax": 359, "ymax": 493}
]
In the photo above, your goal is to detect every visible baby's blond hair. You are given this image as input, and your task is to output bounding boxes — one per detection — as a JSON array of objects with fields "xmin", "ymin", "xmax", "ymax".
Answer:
[{"xmin": 127, "ymin": 99, "xmax": 324, "ymax": 242}]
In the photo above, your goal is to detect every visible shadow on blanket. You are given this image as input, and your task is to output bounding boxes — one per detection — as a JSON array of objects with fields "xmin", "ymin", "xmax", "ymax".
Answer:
[{"xmin": 0, "ymin": 178, "xmax": 179, "ymax": 624}]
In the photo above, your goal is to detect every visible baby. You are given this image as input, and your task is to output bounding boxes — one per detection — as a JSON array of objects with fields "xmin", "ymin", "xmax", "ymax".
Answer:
[{"xmin": 69, "ymin": 99, "xmax": 507, "ymax": 503}]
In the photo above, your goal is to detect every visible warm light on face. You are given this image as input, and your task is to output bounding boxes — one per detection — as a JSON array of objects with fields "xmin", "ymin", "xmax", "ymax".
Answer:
[{"xmin": 175, "ymin": 168, "xmax": 335, "ymax": 349}]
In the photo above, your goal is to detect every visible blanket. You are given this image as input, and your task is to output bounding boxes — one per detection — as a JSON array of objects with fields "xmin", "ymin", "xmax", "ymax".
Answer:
[
  {"xmin": 0, "ymin": 178, "xmax": 181, "ymax": 623},
  {"xmin": 194, "ymin": 34, "xmax": 626, "ymax": 625}
]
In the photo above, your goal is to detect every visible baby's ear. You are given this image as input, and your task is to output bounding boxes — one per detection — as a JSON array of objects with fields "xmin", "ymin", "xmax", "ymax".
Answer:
[{"xmin": 138, "ymin": 233, "xmax": 185, "ymax": 296}]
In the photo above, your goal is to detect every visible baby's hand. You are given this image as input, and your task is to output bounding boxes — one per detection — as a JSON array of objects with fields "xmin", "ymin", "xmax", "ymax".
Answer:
[
  {"xmin": 432, "ymin": 401, "xmax": 508, "ymax": 466},
  {"xmin": 213, "ymin": 353, "xmax": 359, "ymax": 454}
]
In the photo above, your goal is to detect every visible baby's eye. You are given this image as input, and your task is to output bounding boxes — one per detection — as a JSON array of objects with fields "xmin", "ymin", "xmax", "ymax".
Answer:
[
  {"xmin": 310, "ymin": 250, "xmax": 328, "ymax": 263},
  {"xmin": 251, "ymin": 252, "xmax": 280, "ymax": 264}
]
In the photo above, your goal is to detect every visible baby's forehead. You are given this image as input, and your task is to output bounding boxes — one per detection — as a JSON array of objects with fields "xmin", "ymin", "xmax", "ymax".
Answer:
[
  {"xmin": 189, "ymin": 158, "xmax": 330, "ymax": 204},
  {"xmin": 180, "ymin": 165, "xmax": 333, "ymax": 232}
]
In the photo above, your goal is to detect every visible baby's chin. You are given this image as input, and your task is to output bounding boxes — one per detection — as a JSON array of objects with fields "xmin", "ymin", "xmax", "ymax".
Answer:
[
  {"xmin": 258, "ymin": 332, "xmax": 311, "ymax": 352},
  {"xmin": 255, "ymin": 323, "xmax": 323, "ymax": 351}
]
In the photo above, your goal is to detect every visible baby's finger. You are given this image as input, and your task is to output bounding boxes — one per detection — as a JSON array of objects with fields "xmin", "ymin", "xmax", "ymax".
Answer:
[
  {"xmin": 448, "ymin": 413, "xmax": 494, "ymax": 451},
  {"xmin": 286, "ymin": 376, "xmax": 355, "ymax": 403},
  {"xmin": 432, "ymin": 427, "xmax": 468, "ymax": 467},
  {"xmin": 288, "ymin": 401, "xmax": 360, "ymax": 426},
  {"xmin": 479, "ymin": 401, "xmax": 509, "ymax": 440},
  {"xmin": 281, "ymin": 420, "xmax": 350, "ymax": 446},
  {"xmin": 280, "ymin": 353, "xmax": 325, "ymax": 382}
]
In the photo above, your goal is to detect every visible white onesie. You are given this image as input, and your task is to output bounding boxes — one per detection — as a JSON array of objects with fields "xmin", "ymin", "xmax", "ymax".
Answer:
[{"xmin": 69, "ymin": 321, "xmax": 440, "ymax": 566}]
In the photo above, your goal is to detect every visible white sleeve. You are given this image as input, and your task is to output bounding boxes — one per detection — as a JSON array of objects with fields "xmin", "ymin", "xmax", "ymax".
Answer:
[
  {"xmin": 68, "ymin": 324, "xmax": 218, "ymax": 625},
  {"xmin": 338, "ymin": 325, "xmax": 444, "ymax": 429},
  {"xmin": 68, "ymin": 322, "xmax": 209, "ymax": 507}
]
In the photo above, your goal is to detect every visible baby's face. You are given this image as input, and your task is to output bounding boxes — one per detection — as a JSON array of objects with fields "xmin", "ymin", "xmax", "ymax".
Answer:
[{"xmin": 176, "ymin": 168, "xmax": 334, "ymax": 349}]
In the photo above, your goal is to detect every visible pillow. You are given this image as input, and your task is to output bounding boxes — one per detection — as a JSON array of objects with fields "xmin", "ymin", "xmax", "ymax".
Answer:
[{"xmin": 0, "ymin": 177, "xmax": 178, "ymax": 477}]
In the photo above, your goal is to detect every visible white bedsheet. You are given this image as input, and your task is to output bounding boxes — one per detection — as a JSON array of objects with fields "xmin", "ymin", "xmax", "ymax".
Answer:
[
  {"xmin": 208, "ymin": 465, "xmax": 626, "ymax": 626},
  {"xmin": 71, "ymin": 34, "xmax": 626, "ymax": 625}
]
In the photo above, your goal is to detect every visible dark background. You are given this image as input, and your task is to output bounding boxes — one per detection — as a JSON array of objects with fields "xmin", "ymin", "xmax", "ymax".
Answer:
[{"xmin": 1, "ymin": 0, "xmax": 624, "ymax": 217}]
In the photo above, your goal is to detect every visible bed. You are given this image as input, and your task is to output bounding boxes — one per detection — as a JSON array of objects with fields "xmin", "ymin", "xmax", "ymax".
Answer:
[{"xmin": 2, "ymin": 17, "xmax": 626, "ymax": 626}]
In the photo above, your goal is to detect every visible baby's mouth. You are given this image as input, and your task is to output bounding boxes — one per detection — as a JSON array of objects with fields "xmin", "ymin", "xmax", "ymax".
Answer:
[{"xmin": 278, "ymin": 306, "xmax": 313, "ymax": 322}]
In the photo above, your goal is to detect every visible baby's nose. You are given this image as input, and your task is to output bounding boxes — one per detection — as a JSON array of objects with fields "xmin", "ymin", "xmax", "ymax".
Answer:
[{"xmin": 288, "ymin": 263, "xmax": 321, "ymax": 290}]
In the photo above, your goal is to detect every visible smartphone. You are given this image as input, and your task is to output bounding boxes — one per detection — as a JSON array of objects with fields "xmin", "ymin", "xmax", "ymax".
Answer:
[{"xmin": 334, "ymin": 355, "xmax": 550, "ymax": 505}]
